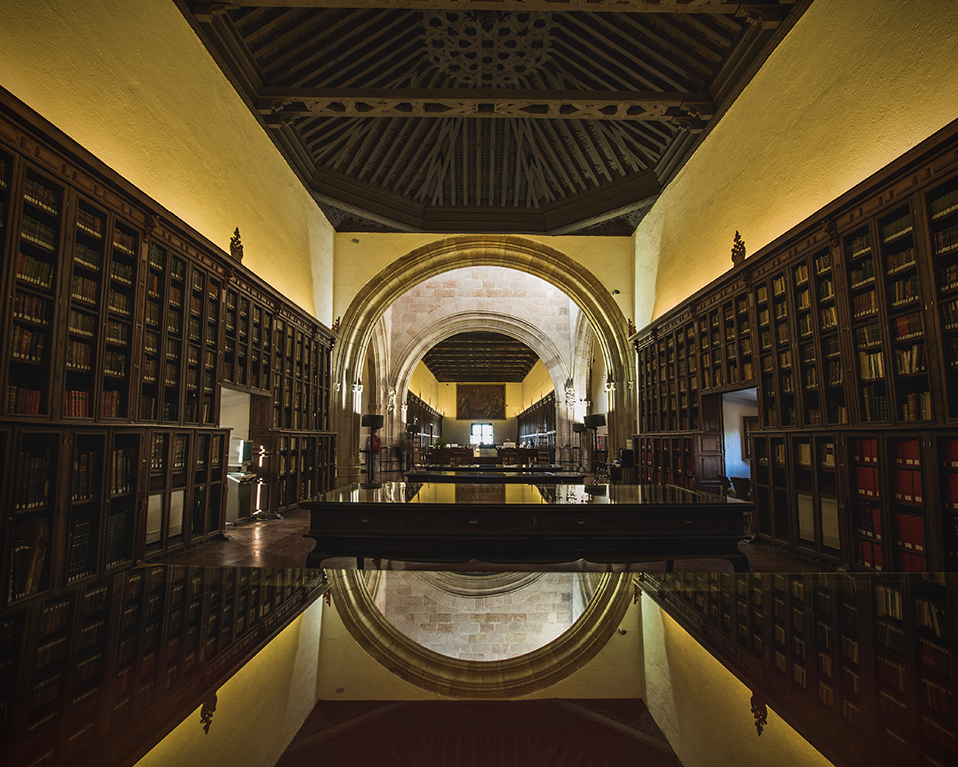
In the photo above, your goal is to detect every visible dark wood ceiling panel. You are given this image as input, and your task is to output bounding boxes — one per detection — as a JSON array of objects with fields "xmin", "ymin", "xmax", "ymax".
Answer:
[
  {"xmin": 182, "ymin": 1, "xmax": 808, "ymax": 234},
  {"xmin": 422, "ymin": 332, "xmax": 541, "ymax": 383}
]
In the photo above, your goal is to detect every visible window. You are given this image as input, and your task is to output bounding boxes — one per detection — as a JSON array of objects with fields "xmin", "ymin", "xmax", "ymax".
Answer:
[{"xmin": 470, "ymin": 422, "xmax": 494, "ymax": 445}]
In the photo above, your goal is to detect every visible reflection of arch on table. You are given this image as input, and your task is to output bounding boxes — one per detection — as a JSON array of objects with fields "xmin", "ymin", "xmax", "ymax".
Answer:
[{"xmin": 328, "ymin": 569, "xmax": 633, "ymax": 698}]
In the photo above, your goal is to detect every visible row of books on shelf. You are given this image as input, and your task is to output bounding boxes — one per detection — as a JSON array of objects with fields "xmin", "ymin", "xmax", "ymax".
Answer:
[
  {"xmin": 942, "ymin": 263, "xmax": 958, "ymax": 290},
  {"xmin": 933, "ymin": 223, "xmax": 958, "ymax": 255},
  {"xmin": 893, "ymin": 310, "xmax": 923, "ymax": 340},
  {"xmin": 76, "ymin": 208, "xmax": 103, "ymax": 237},
  {"xmin": 24, "ymin": 178, "xmax": 59, "ymax": 214},
  {"xmin": 850, "ymin": 257, "xmax": 876, "ymax": 286},
  {"xmin": 943, "ymin": 298, "xmax": 958, "ymax": 329},
  {"xmin": 111, "ymin": 260, "xmax": 133, "ymax": 284},
  {"xmin": 66, "ymin": 340, "xmax": 92, "ymax": 370},
  {"xmin": 66, "ymin": 518, "xmax": 95, "ymax": 582},
  {"xmin": 111, "ymin": 447, "xmax": 136, "ymax": 495},
  {"xmin": 895, "ymin": 343, "xmax": 926, "ymax": 374},
  {"xmin": 105, "ymin": 509, "xmax": 131, "ymax": 567},
  {"xmin": 16, "ymin": 251, "xmax": 54, "ymax": 287},
  {"xmin": 895, "ymin": 512, "xmax": 926, "ymax": 553},
  {"xmin": 901, "ymin": 391, "xmax": 932, "ymax": 421},
  {"xmin": 886, "ymin": 247, "xmax": 916, "ymax": 274},
  {"xmin": 71, "ymin": 452, "xmax": 99, "ymax": 501},
  {"xmin": 9, "ymin": 519, "xmax": 49, "ymax": 600},
  {"xmin": 112, "ymin": 229, "xmax": 135, "ymax": 254},
  {"xmin": 856, "ymin": 501, "xmax": 882, "ymax": 539},
  {"xmin": 21, "ymin": 216, "xmax": 57, "ymax": 251},
  {"xmin": 11, "ymin": 325, "xmax": 45, "ymax": 363},
  {"xmin": 7, "ymin": 386, "xmax": 43, "ymax": 414},
  {"xmin": 893, "ymin": 468, "xmax": 923, "ymax": 504},
  {"xmin": 15, "ymin": 292, "xmax": 50, "ymax": 325},
  {"xmin": 862, "ymin": 386, "xmax": 889, "ymax": 421},
  {"xmin": 859, "ymin": 350, "xmax": 884, "ymax": 380},
  {"xmin": 100, "ymin": 390, "xmax": 123, "ymax": 419},
  {"xmin": 883, "ymin": 213, "xmax": 913, "ymax": 243},
  {"xmin": 107, "ymin": 289, "xmax": 132, "ymax": 316},
  {"xmin": 71, "ymin": 273, "xmax": 97, "ymax": 304},
  {"xmin": 889, "ymin": 274, "xmax": 920, "ymax": 305},
  {"xmin": 74, "ymin": 241, "xmax": 100, "ymax": 269},
  {"xmin": 65, "ymin": 390, "xmax": 93, "ymax": 418},
  {"xmin": 15, "ymin": 452, "xmax": 52, "ymax": 509}
]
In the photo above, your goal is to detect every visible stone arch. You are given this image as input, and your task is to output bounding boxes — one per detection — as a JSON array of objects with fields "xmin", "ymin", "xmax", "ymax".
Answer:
[
  {"xmin": 333, "ymin": 235, "xmax": 637, "ymax": 479},
  {"xmin": 386, "ymin": 311, "xmax": 572, "ymax": 447}
]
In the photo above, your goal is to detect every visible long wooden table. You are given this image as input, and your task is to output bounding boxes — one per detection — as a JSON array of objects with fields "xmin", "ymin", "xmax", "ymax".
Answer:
[
  {"xmin": 301, "ymin": 482, "xmax": 751, "ymax": 571},
  {"xmin": 405, "ymin": 469, "xmax": 585, "ymax": 484}
]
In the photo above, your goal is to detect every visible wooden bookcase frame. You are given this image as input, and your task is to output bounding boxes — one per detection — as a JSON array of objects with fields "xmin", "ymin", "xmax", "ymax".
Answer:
[
  {"xmin": 0, "ymin": 88, "xmax": 336, "ymax": 609},
  {"xmin": 632, "ymin": 117, "xmax": 958, "ymax": 571}
]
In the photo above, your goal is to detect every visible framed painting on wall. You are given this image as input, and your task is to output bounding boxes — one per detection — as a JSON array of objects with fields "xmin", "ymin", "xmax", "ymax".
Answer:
[{"xmin": 457, "ymin": 384, "xmax": 506, "ymax": 420}]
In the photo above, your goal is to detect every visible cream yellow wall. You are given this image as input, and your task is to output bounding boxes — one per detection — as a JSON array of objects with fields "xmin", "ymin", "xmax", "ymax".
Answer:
[
  {"xmin": 635, "ymin": 0, "xmax": 958, "ymax": 325},
  {"xmin": 641, "ymin": 595, "xmax": 833, "ymax": 767},
  {"xmin": 134, "ymin": 599, "xmax": 325, "ymax": 767},
  {"xmin": 408, "ymin": 361, "xmax": 441, "ymax": 414},
  {"xmin": 317, "ymin": 592, "xmax": 643, "ymax": 701},
  {"xmin": 519, "ymin": 360, "xmax": 554, "ymax": 411},
  {"xmin": 334, "ymin": 233, "xmax": 633, "ymax": 328},
  {"xmin": 0, "ymin": 0, "xmax": 334, "ymax": 322}
]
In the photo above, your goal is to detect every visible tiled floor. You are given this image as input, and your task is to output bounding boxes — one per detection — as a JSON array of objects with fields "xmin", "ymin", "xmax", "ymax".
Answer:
[{"xmin": 157, "ymin": 473, "xmax": 830, "ymax": 573}]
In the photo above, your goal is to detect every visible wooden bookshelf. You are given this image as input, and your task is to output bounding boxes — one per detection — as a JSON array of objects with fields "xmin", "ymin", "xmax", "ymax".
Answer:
[
  {"xmin": 517, "ymin": 391, "xmax": 556, "ymax": 452},
  {"xmin": 405, "ymin": 392, "xmax": 443, "ymax": 466},
  {"xmin": 639, "ymin": 572, "xmax": 958, "ymax": 767},
  {"xmin": 0, "ymin": 565, "xmax": 327, "ymax": 767},
  {"xmin": 633, "ymin": 116, "xmax": 958, "ymax": 571},
  {"xmin": 0, "ymin": 89, "xmax": 336, "ymax": 607}
]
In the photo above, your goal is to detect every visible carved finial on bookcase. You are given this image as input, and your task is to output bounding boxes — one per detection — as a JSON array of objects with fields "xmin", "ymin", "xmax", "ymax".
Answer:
[
  {"xmin": 144, "ymin": 213, "xmax": 158, "ymax": 244},
  {"xmin": 731, "ymin": 231, "xmax": 746, "ymax": 266},
  {"xmin": 823, "ymin": 217, "xmax": 838, "ymax": 245},
  {"xmin": 750, "ymin": 693, "xmax": 768, "ymax": 735},
  {"xmin": 230, "ymin": 228, "xmax": 244, "ymax": 261},
  {"xmin": 628, "ymin": 318, "xmax": 636, "ymax": 336},
  {"xmin": 200, "ymin": 692, "xmax": 217, "ymax": 734},
  {"xmin": 332, "ymin": 316, "xmax": 341, "ymax": 334}
]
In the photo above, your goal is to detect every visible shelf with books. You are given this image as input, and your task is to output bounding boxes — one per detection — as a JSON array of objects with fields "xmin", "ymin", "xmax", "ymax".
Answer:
[
  {"xmin": 791, "ymin": 433, "xmax": 842, "ymax": 562},
  {"xmin": 144, "ymin": 431, "xmax": 187, "ymax": 558},
  {"xmin": 103, "ymin": 219, "xmax": 137, "ymax": 421},
  {"xmin": 888, "ymin": 436, "xmax": 927, "ymax": 572},
  {"xmin": 873, "ymin": 580, "xmax": 911, "ymax": 756},
  {"xmin": 7, "ymin": 431, "xmax": 59, "ymax": 603},
  {"xmin": 755, "ymin": 282, "xmax": 778, "ymax": 428},
  {"xmin": 941, "ymin": 438, "xmax": 958, "ymax": 570},
  {"xmin": 106, "ymin": 431, "xmax": 139, "ymax": 571},
  {"xmin": 65, "ymin": 432, "xmax": 106, "ymax": 585},
  {"xmin": 64, "ymin": 200, "xmax": 107, "ymax": 420},
  {"xmin": 189, "ymin": 432, "xmax": 226, "ymax": 543},
  {"xmin": 927, "ymin": 174, "xmax": 958, "ymax": 423},
  {"xmin": 843, "ymin": 225, "xmax": 891, "ymax": 425},
  {"xmin": 752, "ymin": 433, "xmax": 790, "ymax": 544},
  {"xmin": 849, "ymin": 435, "xmax": 883, "ymax": 570},
  {"xmin": 879, "ymin": 206, "xmax": 934, "ymax": 426},
  {"xmin": 5, "ymin": 166, "xmax": 65, "ymax": 418}
]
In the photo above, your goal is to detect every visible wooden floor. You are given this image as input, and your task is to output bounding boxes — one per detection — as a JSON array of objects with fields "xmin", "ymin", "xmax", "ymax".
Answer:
[{"xmin": 158, "ymin": 473, "xmax": 830, "ymax": 573}]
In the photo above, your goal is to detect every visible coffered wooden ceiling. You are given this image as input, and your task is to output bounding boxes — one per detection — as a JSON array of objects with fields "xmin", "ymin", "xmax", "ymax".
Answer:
[
  {"xmin": 179, "ymin": 1, "xmax": 807, "ymax": 234},
  {"xmin": 422, "ymin": 331, "xmax": 540, "ymax": 381}
]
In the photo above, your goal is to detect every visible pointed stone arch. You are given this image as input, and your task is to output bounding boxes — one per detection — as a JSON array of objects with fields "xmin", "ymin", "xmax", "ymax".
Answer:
[
  {"xmin": 333, "ymin": 235, "xmax": 636, "ymax": 479},
  {"xmin": 385, "ymin": 311, "xmax": 573, "ymax": 447}
]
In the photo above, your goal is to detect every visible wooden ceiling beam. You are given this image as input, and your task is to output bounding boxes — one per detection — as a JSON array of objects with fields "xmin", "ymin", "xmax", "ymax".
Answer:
[
  {"xmin": 258, "ymin": 88, "xmax": 713, "ymax": 125},
  {"xmin": 194, "ymin": 2, "xmax": 791, "ymax": 16}
]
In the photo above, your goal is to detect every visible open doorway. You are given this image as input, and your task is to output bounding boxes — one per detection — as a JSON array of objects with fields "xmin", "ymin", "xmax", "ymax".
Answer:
[
  {"xmin": 721, "ymin": 388, "xmax": 758, "ymax": 500},
  {"xmin": 219, "ymin": 388, "xmax": 255, "ymax": 523}
]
